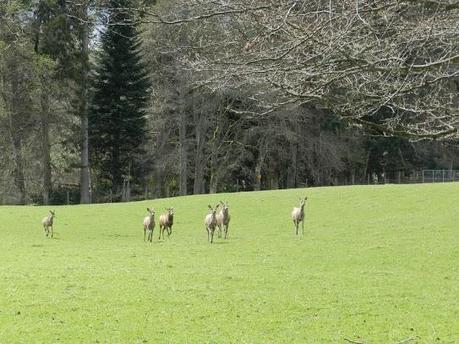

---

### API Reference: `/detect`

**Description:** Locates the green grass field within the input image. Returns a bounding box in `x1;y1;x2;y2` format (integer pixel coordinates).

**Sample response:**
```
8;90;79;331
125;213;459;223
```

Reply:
0;183;458;343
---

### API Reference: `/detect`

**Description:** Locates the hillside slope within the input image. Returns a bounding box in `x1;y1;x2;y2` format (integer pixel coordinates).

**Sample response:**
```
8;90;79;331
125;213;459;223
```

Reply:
0;183;458;343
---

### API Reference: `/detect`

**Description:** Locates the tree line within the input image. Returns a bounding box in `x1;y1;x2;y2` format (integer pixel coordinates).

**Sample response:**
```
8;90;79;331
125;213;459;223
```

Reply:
0;0;458;205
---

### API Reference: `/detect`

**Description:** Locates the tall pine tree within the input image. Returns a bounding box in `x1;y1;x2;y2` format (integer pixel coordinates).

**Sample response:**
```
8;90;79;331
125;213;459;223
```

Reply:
89;0;150;199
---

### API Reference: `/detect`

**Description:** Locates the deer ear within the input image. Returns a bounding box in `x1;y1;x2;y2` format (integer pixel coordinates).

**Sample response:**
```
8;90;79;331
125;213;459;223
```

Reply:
208;205;212;209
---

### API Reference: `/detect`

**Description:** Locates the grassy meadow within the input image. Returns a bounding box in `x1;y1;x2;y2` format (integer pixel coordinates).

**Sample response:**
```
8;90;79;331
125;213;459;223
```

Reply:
0;183;458;343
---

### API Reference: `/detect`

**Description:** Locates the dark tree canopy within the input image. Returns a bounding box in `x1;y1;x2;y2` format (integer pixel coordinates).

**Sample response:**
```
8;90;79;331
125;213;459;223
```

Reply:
89;0;150;196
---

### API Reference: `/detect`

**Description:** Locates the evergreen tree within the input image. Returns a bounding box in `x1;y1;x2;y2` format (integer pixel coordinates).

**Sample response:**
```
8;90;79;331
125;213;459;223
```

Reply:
89;0;150;199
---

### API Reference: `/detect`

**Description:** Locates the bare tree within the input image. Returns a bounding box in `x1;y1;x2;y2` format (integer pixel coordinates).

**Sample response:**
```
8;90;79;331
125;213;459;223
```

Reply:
151;0;459;141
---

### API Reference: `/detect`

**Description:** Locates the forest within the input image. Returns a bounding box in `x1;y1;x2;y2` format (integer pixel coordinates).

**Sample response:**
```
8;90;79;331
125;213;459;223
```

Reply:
0;0;458;205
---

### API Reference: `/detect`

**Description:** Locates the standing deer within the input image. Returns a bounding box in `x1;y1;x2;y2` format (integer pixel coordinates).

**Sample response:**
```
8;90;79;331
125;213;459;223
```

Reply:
205;204;219;243
216;201;231;239
143;207;155;242
291;197;307;235
42;210;56;238
159;207;174;240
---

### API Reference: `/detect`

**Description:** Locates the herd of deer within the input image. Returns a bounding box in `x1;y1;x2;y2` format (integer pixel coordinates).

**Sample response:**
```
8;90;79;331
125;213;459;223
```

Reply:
41;197;308;243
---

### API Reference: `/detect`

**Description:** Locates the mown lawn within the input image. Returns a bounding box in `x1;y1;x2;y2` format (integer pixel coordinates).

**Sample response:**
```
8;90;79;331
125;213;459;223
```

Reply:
0;183;458;343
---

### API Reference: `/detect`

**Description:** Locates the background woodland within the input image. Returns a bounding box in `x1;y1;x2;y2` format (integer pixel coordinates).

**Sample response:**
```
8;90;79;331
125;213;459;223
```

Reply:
0;0;458;204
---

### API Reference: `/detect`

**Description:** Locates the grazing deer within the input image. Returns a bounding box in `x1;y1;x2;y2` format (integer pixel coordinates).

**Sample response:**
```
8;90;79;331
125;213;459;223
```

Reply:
42;210;56;238
143;207;155;242
159;208;174;240
205;204;220;244
216;201;231;239
291;197;307;235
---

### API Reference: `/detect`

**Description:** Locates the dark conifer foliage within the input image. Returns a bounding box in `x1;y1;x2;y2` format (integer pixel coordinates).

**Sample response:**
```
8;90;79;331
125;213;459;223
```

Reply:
89;0;150;197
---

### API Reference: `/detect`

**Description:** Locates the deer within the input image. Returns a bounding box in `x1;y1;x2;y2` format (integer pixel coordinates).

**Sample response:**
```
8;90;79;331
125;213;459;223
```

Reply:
291;197;307;235
42;210;56;238
143;207;155;242
159;207;174;240
204;204;219;244
216;201;231;239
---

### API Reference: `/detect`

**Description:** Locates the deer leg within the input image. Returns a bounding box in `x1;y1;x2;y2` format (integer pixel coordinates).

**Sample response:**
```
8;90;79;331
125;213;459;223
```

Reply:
50;225;53;238
224;224;229;239
302;219;304;235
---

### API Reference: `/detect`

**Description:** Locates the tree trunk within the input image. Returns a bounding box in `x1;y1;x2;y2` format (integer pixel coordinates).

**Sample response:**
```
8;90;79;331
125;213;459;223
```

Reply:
8;114;25;205
254;141;266;191
287;142;298;188
254;159;263;191
155;164;163;198
111;145;122;197
153;124;170;199
79;11;91;204
271;173;279;190
362;149;371;183
209;149;218;194
40;88;51;205
193;112;206;194
179;108;188;196
6;69;26;204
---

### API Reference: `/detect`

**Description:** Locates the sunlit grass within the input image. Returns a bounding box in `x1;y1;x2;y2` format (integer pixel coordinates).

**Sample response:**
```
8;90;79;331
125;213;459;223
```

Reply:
0;183;458;343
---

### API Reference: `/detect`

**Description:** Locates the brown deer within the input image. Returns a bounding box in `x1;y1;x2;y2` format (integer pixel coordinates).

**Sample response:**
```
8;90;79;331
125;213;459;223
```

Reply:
216;201;231;239
205;204;219;243
159;208;174;240
143;207;155;242
42;210;56;238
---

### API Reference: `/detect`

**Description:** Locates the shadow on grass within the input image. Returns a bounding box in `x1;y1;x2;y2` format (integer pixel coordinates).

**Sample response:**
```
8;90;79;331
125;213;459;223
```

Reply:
211;241;231;245
107;234;132;238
